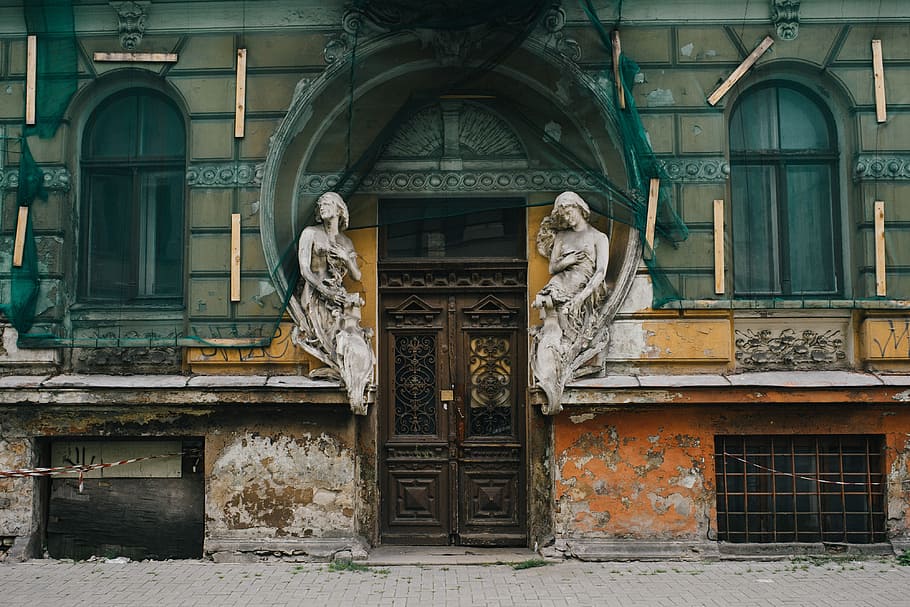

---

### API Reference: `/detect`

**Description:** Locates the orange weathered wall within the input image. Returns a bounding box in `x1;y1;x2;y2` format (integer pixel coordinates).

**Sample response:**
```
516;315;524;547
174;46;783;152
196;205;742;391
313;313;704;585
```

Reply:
554;405;910;540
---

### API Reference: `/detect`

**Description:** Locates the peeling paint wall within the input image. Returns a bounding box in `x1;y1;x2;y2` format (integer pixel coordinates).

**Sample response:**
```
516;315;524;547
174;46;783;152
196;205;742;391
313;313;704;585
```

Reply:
555;410;712;539
554;405;910;542
207;430;356;540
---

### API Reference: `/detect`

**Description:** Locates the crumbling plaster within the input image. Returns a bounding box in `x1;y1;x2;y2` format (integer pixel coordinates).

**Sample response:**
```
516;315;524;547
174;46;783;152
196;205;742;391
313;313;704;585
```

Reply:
207;431;356;540
554;406;910;542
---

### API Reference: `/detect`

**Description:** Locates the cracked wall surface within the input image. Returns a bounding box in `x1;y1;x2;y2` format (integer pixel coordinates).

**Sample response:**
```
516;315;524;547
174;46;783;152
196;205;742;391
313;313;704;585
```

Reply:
554;406;910;542
207;430;356;540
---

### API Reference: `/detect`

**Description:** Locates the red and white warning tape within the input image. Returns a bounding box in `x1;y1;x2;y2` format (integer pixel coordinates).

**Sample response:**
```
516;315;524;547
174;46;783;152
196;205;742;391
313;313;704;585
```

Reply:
722;452;883;487
0;452;187;493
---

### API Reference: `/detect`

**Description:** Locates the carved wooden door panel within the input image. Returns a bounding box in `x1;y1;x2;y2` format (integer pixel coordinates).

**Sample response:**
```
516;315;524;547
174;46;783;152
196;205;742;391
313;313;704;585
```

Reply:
379;264;527;546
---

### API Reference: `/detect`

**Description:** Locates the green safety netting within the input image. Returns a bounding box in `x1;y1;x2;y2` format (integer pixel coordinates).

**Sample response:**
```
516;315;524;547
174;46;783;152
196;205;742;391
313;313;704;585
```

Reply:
6;0;691;348
2;0;77;335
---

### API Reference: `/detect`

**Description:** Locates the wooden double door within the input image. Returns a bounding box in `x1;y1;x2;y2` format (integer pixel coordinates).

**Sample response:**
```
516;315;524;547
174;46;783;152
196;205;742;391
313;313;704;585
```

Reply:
379;263;527;545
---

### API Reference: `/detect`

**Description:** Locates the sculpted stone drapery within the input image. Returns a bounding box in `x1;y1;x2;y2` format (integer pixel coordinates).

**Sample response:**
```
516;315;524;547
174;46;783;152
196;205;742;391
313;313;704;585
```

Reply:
289;192;375;414
530;191;611;415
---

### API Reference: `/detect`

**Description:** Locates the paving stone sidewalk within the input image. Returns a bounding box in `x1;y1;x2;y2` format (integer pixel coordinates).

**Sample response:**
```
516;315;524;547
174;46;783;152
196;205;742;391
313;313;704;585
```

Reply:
4;557;910;607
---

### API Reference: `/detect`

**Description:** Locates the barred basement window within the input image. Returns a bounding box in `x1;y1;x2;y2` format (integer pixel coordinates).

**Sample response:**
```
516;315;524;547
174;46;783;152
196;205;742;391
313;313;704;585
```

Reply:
80;89;186;301
715;435;886;544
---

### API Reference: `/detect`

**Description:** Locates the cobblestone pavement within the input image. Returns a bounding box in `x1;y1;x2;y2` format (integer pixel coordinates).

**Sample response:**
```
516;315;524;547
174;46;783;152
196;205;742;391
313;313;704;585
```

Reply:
5;557;910;607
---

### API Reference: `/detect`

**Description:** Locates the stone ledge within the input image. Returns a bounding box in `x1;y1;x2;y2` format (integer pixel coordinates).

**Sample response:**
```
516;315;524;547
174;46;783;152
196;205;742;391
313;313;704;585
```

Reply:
558;538;719;561
0;374;349;406
205;536;368;562
717;542;895;559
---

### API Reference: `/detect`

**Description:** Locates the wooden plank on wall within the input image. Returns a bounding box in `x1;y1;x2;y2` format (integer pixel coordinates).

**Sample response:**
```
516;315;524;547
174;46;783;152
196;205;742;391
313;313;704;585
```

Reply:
875;200;886;297
611;30;625;110
707;35;774;106
93;52;178;63
13;206;28;267
230;213;241;302
234;48;247;138
26;35;36;125
645;177;660;251
713;199;725;295
872;39;887;123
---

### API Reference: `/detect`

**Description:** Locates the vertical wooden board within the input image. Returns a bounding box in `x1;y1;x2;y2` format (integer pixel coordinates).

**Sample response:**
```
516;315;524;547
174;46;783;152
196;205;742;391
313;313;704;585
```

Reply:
707;36;774;106
872;39;887;123
26;35;36;125
875;200;886;297
611;30;625;110
13;206;28;267
234;48;247;138
230;213;241;301
645;178;660;251
713;199;725;295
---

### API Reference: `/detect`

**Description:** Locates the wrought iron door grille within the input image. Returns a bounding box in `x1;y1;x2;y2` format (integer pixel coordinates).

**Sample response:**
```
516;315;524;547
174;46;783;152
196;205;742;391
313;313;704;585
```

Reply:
715;435;886;544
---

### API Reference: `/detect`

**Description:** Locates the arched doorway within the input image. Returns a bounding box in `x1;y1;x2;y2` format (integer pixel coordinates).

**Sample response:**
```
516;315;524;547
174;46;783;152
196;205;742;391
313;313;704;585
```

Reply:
259;33;639;546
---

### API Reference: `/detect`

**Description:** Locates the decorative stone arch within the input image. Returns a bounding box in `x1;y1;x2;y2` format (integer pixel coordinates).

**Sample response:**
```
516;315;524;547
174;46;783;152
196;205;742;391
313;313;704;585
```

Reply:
259;32;643;340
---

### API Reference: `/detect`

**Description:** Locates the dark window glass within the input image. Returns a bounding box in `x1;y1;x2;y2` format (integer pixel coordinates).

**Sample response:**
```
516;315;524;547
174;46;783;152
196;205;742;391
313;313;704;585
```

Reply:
81;90;185;301
381;199;525;259
729;84;840;297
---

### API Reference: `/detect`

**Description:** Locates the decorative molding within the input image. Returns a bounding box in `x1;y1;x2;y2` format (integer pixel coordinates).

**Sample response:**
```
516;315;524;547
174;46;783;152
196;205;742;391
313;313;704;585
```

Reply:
186;162;263;188
381;103;525;161
75;346;181;371
532;5;581;62
771;0;801;41
323;8;367;64
0;167;71;191
659;157;730;183
325;3;581;66
734;328;846;370
110;1;150;50
854;155;910;182
379;266;527;291
297;170;600;195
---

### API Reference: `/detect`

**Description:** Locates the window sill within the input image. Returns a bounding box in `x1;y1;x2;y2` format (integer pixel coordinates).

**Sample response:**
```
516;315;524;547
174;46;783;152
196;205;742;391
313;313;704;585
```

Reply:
69;303;185;322
662;298;910;311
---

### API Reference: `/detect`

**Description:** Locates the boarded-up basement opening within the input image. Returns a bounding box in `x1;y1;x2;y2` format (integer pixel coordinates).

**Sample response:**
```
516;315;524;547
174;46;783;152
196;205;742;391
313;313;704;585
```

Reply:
46;438;204;560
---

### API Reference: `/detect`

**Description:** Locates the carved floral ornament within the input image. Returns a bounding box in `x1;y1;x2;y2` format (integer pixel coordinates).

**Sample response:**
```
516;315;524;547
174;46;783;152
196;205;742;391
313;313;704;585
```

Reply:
110;1;150;50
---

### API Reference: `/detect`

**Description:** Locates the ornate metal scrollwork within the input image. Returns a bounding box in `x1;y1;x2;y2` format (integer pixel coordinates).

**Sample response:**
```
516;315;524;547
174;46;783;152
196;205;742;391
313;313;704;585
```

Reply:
394;334;438;435
468;336;512;437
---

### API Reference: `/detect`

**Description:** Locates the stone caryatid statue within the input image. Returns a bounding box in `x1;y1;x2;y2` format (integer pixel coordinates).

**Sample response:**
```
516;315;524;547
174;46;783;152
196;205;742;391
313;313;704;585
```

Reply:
530;191;611;415
289;192;375;414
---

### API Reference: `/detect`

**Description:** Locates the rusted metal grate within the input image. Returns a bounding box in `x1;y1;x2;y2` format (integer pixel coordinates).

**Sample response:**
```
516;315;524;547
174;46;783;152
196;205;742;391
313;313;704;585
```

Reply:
715;435;887;544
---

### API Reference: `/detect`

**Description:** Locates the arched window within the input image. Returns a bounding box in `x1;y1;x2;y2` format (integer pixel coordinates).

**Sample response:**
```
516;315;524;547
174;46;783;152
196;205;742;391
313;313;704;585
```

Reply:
729;83;841;297
80;89;186;301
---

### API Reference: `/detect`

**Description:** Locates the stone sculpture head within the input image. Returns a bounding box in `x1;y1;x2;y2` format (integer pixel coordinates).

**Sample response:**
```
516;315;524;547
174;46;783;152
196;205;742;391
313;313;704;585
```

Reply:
553;191;591;227
315;191;350;230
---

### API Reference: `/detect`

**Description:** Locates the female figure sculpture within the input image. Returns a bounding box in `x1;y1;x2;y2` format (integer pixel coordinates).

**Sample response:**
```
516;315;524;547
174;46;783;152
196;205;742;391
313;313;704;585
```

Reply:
531;191;611;414
290;192;374;414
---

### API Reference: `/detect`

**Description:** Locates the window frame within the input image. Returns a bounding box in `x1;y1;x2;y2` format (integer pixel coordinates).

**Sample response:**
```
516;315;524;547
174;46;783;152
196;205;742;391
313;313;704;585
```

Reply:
728;81;843;299
78;88;187;304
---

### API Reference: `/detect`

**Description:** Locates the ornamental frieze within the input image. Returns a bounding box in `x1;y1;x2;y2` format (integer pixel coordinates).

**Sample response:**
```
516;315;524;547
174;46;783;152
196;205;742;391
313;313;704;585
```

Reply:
854;155;910;182
734;327;847;371
0;167;71;191
186;162;264;188
659;157;730;183
296;170;601;195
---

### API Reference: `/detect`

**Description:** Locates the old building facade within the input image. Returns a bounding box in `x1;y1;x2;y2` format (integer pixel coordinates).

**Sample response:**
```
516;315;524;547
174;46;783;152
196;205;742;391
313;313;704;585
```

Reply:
2;0;910;561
